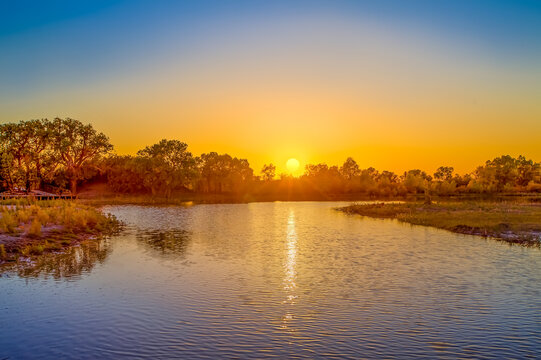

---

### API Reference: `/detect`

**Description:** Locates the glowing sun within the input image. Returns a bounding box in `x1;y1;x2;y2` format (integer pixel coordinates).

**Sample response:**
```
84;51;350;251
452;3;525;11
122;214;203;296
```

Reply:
286;158;300;173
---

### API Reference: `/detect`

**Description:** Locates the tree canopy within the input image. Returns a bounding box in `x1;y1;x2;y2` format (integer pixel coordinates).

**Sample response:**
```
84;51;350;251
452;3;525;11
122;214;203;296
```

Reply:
1;118;540;197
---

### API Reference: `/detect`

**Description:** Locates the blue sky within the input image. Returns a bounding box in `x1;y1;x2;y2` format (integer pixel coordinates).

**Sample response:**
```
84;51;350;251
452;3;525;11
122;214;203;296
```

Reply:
1;1;540;173
1;0;539;89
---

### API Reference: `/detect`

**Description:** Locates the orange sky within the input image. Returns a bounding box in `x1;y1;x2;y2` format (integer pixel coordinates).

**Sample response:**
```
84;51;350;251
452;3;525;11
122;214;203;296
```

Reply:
1;8;540;176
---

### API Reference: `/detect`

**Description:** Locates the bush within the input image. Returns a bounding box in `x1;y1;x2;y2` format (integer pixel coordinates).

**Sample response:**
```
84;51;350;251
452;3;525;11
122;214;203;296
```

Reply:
30;245;44;255
527;182;541;193
36;210;50;225
28;218;42;237
16;209;31;223
0;212;18;233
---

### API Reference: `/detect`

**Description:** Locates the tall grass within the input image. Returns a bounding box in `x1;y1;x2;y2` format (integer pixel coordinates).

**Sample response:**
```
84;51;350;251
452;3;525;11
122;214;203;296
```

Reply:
0;200;121;238
28;218;42;237
0;200;122;260
0;211;18;233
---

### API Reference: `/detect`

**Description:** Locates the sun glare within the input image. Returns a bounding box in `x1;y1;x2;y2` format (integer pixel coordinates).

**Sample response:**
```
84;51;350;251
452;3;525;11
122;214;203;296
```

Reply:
286;158;300;174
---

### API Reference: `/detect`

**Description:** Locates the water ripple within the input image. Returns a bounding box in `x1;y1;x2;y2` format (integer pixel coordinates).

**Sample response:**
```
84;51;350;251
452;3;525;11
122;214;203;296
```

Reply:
0;202;540;359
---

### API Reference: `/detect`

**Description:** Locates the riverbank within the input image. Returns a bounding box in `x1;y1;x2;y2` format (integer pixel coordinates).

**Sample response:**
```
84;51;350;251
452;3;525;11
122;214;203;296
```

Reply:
0;200;122;263
76;181;541;205
78;192;397;206
337;202;541;246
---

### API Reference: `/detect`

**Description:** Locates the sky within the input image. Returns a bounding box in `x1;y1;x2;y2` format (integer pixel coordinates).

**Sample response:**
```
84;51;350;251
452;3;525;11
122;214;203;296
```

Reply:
1;0;540;176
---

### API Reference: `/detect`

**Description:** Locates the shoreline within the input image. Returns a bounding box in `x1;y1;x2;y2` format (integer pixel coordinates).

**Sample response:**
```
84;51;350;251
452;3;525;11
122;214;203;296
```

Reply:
2;197;540;264
0;201;122;264
337;202;541;247
76;191;541;207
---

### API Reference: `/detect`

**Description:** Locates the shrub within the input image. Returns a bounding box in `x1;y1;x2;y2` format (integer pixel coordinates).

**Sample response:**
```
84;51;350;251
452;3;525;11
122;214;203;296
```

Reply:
19;246;31;256
0;212;18;233
28;218;42;237
36;210;50;225
0;244;6;259
16;209;31;223
30;244;44;255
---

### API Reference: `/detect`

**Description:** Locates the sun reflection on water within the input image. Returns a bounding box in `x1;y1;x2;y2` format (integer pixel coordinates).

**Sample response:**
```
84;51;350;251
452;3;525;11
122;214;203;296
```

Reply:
282;209;298;331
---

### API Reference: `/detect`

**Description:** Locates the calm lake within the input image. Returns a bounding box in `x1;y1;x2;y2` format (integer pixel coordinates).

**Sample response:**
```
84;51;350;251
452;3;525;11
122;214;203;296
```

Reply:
1;202;540;359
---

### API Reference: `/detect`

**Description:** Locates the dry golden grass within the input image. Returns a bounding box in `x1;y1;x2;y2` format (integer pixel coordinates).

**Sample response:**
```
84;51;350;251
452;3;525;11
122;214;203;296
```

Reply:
0;200;122;260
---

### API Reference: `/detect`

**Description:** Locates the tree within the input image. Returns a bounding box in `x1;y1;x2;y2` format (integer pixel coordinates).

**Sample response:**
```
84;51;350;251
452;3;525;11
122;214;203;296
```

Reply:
377;171;399;196
261;164;276;181
434;166;454;182
339;157;360;180
197;152;253;193
197;152;229;193
402;169;430;194
105;155;147;194
137;139;197;197
515;155;540;187
227;157;254;192
304;163;329;178
0;119;56;191
50;118;113;194
0;121;32;190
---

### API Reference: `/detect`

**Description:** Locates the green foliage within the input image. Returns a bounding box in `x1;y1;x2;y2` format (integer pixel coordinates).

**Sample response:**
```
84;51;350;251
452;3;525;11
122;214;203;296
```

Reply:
49;118;113;193
138;140;197;197
0;118;112;194
1;117;540;198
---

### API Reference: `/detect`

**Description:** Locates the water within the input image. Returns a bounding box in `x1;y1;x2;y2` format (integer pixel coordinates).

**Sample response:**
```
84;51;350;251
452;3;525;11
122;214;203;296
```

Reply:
1;202;540;359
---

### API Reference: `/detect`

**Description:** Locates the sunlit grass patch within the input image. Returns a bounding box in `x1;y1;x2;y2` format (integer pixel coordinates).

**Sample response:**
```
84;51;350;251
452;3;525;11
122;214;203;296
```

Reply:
338;201;541;246
27;218;43;237
0;200;122;261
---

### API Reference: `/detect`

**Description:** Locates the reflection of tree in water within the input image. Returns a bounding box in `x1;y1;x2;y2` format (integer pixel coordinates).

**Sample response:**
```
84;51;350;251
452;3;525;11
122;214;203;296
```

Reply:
1;239;110;280
136;229;191;256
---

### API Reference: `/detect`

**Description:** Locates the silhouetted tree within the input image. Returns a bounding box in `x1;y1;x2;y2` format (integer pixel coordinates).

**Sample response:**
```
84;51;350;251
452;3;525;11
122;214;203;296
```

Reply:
434;166;454;182
261;164;276;181
339;157;360;180
197;152;253;193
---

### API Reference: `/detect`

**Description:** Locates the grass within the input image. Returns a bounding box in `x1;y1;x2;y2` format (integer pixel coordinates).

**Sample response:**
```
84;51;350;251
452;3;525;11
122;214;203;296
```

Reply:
28;218;42;237
0;200;122;261
338;201;541;246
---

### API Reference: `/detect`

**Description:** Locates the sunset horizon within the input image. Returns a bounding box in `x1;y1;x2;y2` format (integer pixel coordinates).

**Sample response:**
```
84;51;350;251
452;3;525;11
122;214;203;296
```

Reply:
1;2;540;359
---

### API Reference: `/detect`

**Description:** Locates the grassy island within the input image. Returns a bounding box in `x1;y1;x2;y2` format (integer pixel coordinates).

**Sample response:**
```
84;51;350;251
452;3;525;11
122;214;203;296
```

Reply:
0;200;121;263
338;201;541;246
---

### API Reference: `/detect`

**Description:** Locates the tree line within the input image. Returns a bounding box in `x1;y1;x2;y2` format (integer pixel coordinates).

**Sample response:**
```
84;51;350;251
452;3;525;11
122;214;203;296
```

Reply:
1;118;540;197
